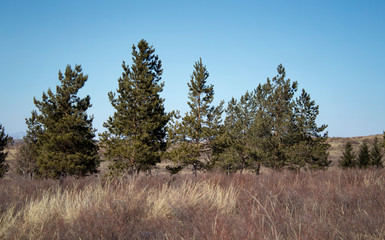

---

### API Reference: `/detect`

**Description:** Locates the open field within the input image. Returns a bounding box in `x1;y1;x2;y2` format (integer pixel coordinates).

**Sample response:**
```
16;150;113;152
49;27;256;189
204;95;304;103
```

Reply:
1;169;385;239
1;135;384;239
4;134;384;176
326;134;383;166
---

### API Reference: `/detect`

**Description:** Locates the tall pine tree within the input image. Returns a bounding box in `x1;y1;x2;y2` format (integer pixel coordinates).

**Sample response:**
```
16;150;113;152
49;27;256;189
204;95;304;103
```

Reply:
100;40;170;176
168;58;223;176
252;65;298;169
285;89;330;170
250;64;329;170
0;124;10;178
33;65;99;178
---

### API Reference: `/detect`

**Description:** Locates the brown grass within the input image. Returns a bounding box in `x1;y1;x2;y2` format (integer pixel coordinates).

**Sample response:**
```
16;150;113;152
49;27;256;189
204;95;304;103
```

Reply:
1;169;385;239
327;134;383;165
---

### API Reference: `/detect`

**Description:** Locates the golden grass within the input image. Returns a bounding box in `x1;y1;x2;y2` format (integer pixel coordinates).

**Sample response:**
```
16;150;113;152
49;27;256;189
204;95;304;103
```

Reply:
146;180;239;219
1;170;385;239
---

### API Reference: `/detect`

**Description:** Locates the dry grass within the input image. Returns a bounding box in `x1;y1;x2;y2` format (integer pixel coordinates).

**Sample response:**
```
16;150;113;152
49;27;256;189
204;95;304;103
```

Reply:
1;169;385;239
6;134;383;174
327;134;383;165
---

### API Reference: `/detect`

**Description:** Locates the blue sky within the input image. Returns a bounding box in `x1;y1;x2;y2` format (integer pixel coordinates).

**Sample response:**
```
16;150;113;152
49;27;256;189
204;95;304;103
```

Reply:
0;0;384;137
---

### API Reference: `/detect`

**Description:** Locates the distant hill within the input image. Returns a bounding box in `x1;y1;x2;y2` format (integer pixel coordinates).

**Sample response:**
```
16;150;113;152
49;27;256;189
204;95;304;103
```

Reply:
327;134;384;166
10;131;25;139
4;134;384;170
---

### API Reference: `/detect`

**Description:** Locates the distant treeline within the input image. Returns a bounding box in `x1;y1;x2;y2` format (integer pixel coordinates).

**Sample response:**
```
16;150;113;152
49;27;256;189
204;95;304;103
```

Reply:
0;39;383;179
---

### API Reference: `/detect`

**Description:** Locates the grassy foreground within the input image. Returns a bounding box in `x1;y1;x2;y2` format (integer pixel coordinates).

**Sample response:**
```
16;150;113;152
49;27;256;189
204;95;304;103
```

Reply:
1;169;384;239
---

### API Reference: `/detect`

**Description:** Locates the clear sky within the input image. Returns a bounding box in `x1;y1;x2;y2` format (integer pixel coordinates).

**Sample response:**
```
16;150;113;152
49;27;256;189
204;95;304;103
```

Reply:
0;0;384;138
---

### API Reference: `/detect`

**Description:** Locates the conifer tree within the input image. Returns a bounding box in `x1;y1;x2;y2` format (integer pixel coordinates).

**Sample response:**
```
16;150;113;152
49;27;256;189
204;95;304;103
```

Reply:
168;58;223;176
286;89;330;170
100;40;170;176
382;131;385;149
249;64;329;170
0;124;10;178
213;92;258;174
16;111;41;178
357;141;370;168
370;137;383;168
33;65;99;178
252;65;298;169
339;141;356;168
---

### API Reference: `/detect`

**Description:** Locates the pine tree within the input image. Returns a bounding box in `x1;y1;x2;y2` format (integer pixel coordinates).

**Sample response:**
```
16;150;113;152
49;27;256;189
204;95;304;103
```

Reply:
213;92;258;174
168;58;223;176
252;65;298;169
339;141;356;168
33;65;99;178
286;89;330;170
250;64;329;170
100;40;170;176
370;137;383;168
16;111;41;179
0;124;10;178
212;98;240;174
382;131;385;148
357;141;370;168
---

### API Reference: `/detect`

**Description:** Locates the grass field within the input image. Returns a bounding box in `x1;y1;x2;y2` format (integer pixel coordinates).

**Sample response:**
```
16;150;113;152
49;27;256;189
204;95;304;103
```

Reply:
1;135;384;239
326;134;383;165
1;169;385;239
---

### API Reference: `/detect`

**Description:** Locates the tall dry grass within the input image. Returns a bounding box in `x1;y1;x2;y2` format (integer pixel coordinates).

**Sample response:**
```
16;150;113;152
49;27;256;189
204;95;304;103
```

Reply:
1;169;385;239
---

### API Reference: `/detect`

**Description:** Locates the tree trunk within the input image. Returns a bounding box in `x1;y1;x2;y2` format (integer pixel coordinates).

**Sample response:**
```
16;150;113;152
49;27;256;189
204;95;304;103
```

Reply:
192;162;197;177
255;163;261;175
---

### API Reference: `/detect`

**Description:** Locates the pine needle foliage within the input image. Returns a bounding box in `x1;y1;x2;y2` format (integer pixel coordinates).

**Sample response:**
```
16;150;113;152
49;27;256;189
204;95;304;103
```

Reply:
0;124;10;178
16;111;41;178
339;141;356;168
100;40;170;176
370;137;383;168
213;93;258;174
33;65;99;178
215;64;330;172
167;58;223;176
357;141;370;168
251;65;330;171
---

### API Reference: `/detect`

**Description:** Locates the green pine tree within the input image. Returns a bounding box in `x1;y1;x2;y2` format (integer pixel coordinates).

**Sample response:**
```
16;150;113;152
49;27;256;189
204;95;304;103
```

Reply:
382;131;385;148
33;65;99;178
250;64;329;170
370;137;383;168
0;124;10;178
16;111;41;179
252;64;298;169
357;141;370;168
213;92;259;174
100;40;170;176
286;89;330;170
168;58;223;176
339;141;356;168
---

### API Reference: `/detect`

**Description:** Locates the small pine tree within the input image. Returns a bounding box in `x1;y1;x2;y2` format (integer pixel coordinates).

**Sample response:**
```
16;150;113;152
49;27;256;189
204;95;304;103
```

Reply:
100;40;170;176
382;131;385;149
0;124;10;178
168;58;223;176
357;141;370;168
339;141;356;168
370;137;383;168
16;111;41;179
33;65;100;178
